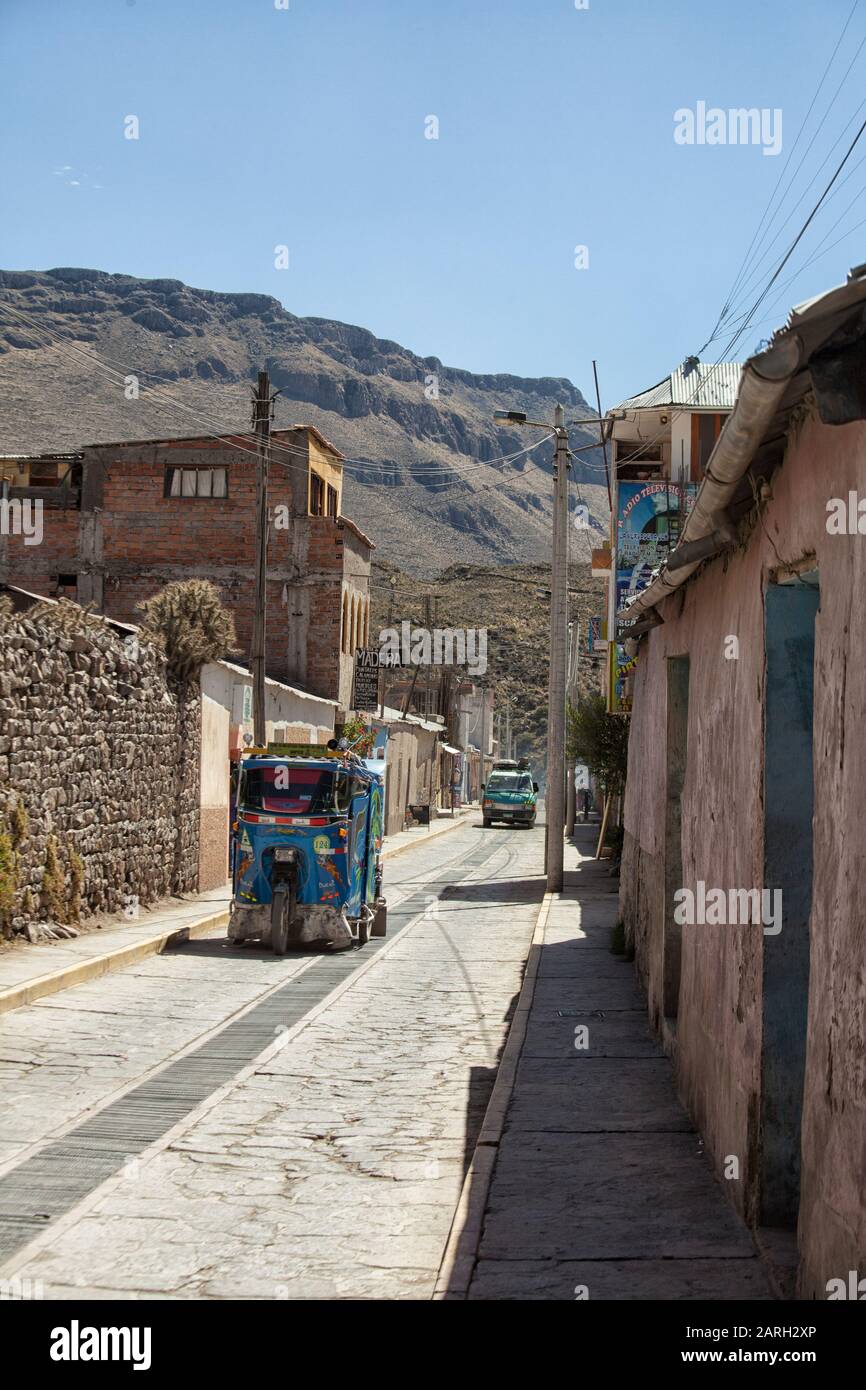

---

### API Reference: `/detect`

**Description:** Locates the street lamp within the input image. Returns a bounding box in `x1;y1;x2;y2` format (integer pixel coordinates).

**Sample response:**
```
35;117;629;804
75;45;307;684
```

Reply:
493;404;570;891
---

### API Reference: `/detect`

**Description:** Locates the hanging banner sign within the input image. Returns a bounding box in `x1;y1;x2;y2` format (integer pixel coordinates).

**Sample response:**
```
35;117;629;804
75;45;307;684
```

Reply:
616;482;697;636
352;649;381;711
608;640;637;715
588;616;606;651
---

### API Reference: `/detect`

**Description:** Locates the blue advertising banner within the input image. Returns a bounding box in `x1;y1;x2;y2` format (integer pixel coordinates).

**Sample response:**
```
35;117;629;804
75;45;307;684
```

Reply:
616;482;697;632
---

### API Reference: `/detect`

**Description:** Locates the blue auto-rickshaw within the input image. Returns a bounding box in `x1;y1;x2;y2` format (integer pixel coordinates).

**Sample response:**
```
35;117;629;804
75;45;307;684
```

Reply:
228;742;387;953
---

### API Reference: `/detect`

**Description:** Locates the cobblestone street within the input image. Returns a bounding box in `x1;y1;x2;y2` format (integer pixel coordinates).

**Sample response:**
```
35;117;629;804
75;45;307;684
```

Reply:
0;819;544;1298
0;816;776;1302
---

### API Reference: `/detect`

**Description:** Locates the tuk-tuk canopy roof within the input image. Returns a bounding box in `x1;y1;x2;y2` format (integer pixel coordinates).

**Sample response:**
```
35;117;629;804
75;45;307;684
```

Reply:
241;750;382;783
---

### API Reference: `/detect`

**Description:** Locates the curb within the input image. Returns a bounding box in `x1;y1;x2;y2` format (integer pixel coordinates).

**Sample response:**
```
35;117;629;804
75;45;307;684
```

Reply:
433;887;554;1300
0;907;230;1017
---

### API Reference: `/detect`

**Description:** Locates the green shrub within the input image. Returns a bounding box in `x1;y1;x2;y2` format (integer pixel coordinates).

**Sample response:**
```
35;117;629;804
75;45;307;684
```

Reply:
67;836;84;922
0;830;17;935
41;836;67;922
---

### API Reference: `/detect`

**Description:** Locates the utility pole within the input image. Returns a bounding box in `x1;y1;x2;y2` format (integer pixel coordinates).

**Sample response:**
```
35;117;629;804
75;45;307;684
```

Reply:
379;573;397;719
545;404;569;891
423;593;433;717
479;688;488;803
250;368;273;748
491;401;573;889
565;619;580;836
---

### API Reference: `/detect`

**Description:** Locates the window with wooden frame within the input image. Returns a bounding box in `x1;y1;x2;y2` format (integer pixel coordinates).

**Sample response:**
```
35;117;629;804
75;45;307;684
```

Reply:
29;460;60;486
690;412;727;480
165;467;228;498
326;484;338;519
310;471;325;516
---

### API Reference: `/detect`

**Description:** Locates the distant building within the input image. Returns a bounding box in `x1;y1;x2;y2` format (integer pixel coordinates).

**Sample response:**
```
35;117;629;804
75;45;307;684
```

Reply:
597;358;743;711
0;426;374;713
0;453;79;487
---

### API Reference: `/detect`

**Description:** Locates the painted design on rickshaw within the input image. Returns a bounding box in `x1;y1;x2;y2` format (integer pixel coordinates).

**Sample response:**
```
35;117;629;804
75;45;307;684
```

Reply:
228;741;387;954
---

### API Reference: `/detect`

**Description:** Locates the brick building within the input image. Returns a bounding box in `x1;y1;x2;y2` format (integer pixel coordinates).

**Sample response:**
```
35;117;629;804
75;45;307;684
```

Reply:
0;426;374;713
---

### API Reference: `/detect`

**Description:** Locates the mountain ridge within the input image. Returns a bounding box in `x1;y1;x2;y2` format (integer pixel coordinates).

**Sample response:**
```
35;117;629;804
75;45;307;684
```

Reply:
0;267;610;574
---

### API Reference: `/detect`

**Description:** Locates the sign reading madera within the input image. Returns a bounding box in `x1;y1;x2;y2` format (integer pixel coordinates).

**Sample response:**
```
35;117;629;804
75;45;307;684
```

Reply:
353;648;381;711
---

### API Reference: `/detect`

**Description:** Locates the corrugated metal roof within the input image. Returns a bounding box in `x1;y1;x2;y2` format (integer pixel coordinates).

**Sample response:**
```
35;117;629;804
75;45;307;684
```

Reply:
614;359;743;413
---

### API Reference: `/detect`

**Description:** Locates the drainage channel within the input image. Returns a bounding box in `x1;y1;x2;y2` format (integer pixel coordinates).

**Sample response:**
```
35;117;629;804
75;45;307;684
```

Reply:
0;829;520;1265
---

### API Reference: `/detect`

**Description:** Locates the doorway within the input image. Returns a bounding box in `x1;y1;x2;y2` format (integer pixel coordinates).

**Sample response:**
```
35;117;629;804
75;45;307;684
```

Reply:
663;656;690;1021
761;574;818;1226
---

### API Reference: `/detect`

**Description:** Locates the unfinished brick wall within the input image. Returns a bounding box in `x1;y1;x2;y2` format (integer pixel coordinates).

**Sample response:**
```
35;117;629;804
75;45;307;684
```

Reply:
285;517;371;710
2;435;372;705
0;503;81;598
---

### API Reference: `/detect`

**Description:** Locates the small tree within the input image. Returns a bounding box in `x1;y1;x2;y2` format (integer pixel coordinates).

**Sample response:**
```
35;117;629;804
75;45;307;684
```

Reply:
138;579;237;682
567;694;630;803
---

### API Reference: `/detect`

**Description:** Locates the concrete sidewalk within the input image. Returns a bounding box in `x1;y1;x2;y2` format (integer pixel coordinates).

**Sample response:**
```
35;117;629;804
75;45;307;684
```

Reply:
0;807;479;1016
0;885;233;1017
444;822;775;1301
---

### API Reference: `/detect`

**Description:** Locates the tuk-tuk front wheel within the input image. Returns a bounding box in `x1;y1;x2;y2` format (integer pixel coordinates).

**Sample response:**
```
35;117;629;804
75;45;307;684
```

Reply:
271;881;296;956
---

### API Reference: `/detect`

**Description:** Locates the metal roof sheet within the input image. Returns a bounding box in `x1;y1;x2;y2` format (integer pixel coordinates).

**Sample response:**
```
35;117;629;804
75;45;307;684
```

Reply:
614;359;744;413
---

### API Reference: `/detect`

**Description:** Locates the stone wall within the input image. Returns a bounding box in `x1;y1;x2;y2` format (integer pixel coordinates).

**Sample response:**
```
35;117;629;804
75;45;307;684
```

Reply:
0;601;200;938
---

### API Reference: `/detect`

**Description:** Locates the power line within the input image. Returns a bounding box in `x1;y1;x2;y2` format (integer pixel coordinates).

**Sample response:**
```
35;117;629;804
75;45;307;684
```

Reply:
711;0;863;336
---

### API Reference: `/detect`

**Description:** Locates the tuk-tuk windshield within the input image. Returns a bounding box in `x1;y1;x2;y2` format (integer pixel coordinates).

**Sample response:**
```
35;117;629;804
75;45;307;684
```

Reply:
241;764;342;815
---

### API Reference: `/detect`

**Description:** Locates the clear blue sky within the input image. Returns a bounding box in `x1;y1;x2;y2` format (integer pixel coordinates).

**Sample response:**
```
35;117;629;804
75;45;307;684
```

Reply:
2;0;864;406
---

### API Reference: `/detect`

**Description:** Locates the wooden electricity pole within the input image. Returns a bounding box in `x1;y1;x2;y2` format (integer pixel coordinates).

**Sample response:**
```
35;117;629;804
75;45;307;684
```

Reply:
250;369;273;748
545;404;569;891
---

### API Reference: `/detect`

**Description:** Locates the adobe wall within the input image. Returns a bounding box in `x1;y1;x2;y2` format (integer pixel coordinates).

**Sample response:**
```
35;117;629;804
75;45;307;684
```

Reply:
619;412;866;1292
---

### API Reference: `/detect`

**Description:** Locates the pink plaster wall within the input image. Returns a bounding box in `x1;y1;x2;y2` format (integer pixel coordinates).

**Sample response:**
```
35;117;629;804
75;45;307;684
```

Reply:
619;412;866;1294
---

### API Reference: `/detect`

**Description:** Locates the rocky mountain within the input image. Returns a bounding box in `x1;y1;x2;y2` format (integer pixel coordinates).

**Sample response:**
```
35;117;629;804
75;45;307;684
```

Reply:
0;268;610;574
